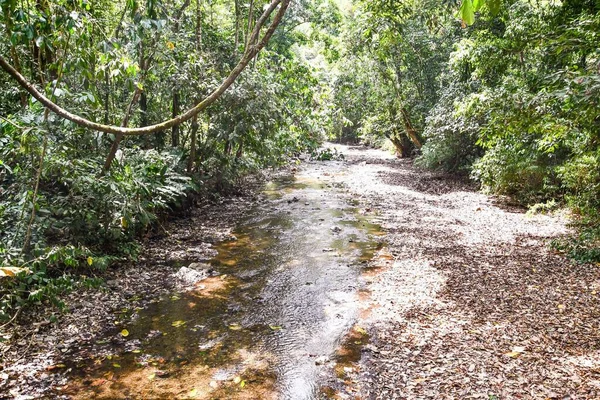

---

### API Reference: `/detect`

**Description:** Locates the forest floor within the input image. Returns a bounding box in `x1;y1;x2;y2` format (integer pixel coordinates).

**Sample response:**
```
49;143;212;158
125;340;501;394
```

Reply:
329;145;600;400
2;144;599;400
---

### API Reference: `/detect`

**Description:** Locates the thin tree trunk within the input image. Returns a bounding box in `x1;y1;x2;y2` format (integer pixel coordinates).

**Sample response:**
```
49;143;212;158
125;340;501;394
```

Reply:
171;92;180;147
245;0;254;50
102;87;143;172
235;140;243;160
234;0;241;52
196;0;202;50
188;114;199;173
400;107;422;149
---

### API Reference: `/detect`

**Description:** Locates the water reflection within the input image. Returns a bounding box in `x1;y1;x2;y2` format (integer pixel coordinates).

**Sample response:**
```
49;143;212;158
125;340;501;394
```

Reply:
60;173;384;400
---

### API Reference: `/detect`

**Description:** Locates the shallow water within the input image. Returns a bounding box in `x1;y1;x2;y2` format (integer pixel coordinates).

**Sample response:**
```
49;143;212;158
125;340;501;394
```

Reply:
60;170;384;399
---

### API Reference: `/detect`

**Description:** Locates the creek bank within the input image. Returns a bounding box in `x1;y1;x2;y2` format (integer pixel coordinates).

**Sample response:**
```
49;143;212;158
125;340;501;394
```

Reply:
0;170;284;399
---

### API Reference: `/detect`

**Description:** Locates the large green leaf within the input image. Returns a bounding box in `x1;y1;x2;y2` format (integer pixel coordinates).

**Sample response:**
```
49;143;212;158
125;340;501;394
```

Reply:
459;0;475;26
487;0;501;15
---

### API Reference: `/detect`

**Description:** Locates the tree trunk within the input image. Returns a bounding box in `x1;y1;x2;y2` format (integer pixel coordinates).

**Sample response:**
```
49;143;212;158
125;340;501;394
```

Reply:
172;91;180;147
188;114;199;173
235;140;244;160
102;88;142;172
245;0;255;50
385;132;412;158
196;0;202;50
234;0;241;52
400;107;422;149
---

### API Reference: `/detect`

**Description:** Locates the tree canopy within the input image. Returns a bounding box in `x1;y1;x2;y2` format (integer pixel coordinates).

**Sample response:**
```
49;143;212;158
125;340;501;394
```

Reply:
1;0;599;320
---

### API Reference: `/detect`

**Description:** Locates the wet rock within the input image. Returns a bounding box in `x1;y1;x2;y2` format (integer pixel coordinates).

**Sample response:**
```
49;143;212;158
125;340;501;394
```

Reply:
315;356;329;366
187;262;211;271
174;267;208;285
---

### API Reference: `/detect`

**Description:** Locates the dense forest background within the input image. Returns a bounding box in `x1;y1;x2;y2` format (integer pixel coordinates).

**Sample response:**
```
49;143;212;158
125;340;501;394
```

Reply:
0;0;598;320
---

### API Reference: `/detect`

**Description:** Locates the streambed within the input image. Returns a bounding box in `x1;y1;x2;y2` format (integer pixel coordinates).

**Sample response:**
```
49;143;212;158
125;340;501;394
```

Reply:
55;165;384;399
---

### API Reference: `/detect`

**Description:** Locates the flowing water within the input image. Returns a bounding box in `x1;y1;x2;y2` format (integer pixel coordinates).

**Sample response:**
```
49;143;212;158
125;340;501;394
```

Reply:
59;167;384;399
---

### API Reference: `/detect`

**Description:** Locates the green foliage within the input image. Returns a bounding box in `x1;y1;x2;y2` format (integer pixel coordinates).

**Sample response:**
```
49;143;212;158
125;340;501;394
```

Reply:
417;83;482;172
310;147;344;161
329;0;599;261
0;0;332;319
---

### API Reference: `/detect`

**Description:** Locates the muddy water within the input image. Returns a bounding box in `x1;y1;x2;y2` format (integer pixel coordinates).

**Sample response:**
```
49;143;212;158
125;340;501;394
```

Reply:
60;171;384;399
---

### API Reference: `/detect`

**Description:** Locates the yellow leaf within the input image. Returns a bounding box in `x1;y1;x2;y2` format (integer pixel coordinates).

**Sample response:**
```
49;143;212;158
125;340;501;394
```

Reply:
166;41;175;50
354;326;367;335
120;216;128;228
557;304;566;310
113;363;121;368
87;256;93;266
171;320;186;327
229;323;242;330
240;380;246;388
120;329;129;337
0;267;28;277
269;325;282;331
504;347;525;358
147;373;156;381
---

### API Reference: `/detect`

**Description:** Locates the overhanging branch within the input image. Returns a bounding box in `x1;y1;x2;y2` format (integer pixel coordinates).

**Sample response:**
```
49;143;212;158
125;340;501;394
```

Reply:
0;0;290;136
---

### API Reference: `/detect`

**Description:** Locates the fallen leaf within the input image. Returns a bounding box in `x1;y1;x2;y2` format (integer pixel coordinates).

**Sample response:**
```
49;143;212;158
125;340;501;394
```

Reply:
229;323;242;330
354;326;367;335
171;320;186;328
120;329;129;337
504;346;526;359
505;351;521;358
147;373;156;381
113;363;121;368
269;325;282;331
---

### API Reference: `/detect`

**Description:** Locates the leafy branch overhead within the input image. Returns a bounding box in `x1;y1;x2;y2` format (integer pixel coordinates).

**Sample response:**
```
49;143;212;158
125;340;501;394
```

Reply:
458;0;501;26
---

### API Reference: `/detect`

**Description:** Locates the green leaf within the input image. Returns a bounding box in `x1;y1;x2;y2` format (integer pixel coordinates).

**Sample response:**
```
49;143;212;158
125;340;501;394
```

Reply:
459;0;475;26
487;0;501;15
472;0;484;12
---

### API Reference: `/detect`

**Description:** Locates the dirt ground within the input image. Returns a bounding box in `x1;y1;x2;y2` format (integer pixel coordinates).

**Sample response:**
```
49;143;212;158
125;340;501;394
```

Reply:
325;145;600;400
2;144;599;400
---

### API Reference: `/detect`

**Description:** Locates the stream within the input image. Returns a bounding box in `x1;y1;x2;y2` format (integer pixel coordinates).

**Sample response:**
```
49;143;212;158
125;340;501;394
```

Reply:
57;164;385;399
